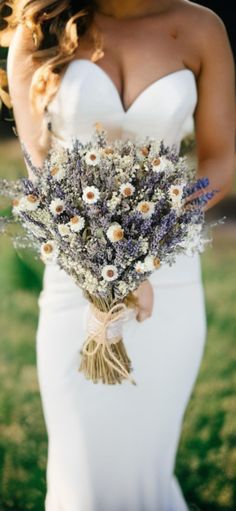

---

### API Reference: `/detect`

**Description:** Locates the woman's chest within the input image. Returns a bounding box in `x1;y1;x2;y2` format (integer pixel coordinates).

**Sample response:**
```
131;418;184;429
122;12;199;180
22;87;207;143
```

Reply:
75;17;198;112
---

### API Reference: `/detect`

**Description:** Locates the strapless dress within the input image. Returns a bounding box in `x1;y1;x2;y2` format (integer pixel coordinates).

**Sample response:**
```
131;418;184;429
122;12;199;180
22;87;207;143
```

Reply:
35;59;206;511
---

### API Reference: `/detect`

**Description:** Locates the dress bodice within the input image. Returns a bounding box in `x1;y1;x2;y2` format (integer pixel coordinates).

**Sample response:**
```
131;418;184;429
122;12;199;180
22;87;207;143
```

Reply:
46;59;198;150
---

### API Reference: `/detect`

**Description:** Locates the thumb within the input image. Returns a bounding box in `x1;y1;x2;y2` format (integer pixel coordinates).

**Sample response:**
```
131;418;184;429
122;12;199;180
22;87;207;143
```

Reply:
136;309;151;322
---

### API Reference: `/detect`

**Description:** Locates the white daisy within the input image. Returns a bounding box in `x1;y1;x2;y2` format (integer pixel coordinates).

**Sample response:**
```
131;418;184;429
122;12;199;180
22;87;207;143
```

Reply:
85;149;100;166
40;240;58;263
137;146;149;160
102;147;114;158
119;182;135;197
82;186;100;204
49;198;65;216
135;261;146;274
12;197;25;215
50;165;66;181
69;215;85;232
58;223;70;237
25;194;40;211
144;254;161;271
101;264;118;282
136;200;155;218
12;195;39;214
169;184;184;208
152;156;175;173
106;222;124;242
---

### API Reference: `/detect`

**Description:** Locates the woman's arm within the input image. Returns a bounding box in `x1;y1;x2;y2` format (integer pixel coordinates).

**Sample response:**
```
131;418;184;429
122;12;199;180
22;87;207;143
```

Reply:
193;11;235;209
136;11;235;321
7;24;50;173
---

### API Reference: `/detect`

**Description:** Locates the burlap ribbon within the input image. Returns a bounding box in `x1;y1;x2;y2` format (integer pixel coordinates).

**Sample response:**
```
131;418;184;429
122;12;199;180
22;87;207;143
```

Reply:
82;302;136;385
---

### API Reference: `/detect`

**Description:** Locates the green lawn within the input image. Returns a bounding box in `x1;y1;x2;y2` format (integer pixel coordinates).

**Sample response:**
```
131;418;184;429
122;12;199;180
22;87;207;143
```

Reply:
177;231;236;511
0;140;236;511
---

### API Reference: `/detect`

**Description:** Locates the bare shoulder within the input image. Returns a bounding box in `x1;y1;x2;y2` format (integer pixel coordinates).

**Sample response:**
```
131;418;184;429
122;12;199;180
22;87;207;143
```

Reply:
172;0;234;75
176;1;225;25
7;23;36;84
7;24;49;167
176;1;230;46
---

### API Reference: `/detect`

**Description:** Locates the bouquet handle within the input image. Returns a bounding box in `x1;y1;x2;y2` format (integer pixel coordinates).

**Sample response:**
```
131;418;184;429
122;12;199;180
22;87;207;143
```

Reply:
79;300;137;385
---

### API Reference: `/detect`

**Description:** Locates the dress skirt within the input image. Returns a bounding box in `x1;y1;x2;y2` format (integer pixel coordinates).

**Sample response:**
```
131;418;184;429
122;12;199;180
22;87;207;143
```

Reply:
36;253;206;511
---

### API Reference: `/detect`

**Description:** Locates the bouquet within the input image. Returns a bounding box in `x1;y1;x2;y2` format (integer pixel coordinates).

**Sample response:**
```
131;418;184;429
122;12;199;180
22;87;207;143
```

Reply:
0;128;215;385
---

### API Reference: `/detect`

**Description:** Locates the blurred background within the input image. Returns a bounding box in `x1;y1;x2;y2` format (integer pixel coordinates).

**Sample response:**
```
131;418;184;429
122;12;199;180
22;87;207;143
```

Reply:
0;1;235;510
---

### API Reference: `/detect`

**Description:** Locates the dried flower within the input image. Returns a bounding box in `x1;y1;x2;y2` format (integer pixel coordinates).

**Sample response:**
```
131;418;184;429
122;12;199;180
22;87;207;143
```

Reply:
136;201;155;218
69;215;85;232
12;195;40;214
1;129;214;304
135;261;146;274
40;240;58;262
169;184;184;209
49;198;65;216
58;224;70;237
82;186;100;204
85;149;101;166
50;165;66;180
144;254;161;271
0;128;216;386
152;155;174;173
101;265;118;281
106;223;124;242
120;182;135;197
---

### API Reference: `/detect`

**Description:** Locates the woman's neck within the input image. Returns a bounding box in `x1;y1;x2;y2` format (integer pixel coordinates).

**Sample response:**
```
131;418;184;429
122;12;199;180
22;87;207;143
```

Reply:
95;0;174;19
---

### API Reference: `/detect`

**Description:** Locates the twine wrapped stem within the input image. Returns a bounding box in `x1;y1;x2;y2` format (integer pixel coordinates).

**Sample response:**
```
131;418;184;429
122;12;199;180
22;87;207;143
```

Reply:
78;292;138;385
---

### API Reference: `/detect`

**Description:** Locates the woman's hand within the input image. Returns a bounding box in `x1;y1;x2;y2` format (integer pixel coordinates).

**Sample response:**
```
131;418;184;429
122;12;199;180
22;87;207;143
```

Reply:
132;279;154;322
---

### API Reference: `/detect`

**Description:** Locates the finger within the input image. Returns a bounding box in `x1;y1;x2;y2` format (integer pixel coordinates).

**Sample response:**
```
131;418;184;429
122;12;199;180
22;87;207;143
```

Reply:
183;203;198;211
184;188;216;206
184;189;208;204
136;310;152;322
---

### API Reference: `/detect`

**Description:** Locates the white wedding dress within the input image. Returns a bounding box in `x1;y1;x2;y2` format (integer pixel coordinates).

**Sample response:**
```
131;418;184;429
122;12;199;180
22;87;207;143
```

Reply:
35;60;206;511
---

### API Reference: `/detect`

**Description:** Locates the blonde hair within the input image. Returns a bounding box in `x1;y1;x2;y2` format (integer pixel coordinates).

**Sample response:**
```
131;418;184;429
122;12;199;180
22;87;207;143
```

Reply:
0;0;102;113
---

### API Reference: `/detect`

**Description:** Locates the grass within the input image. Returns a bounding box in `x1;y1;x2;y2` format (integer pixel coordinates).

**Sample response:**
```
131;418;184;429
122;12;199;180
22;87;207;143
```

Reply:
176;232;236;511
0;140;236;510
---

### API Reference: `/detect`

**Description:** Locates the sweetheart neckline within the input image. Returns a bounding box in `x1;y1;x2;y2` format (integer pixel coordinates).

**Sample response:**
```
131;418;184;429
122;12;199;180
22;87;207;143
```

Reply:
56;59;197;115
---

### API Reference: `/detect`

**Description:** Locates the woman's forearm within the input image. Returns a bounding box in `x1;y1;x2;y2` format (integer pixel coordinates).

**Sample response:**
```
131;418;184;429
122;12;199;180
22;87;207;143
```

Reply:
196;155;235;210
197;155;235;211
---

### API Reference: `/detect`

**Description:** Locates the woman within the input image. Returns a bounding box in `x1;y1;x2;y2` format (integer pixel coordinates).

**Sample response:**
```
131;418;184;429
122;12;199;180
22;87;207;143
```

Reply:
2;0;235;509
